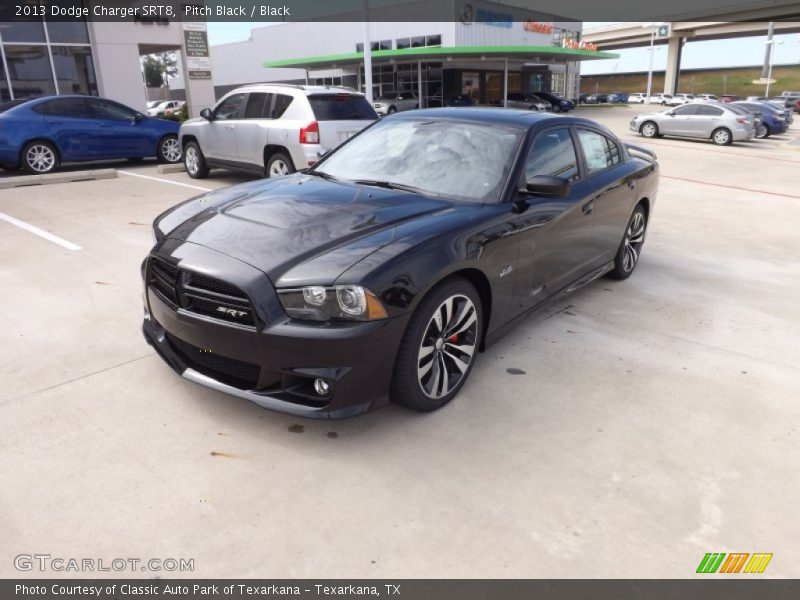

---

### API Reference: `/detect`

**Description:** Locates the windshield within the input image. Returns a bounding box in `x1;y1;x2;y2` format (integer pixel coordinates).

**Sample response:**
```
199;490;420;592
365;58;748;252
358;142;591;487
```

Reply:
313;118;524;202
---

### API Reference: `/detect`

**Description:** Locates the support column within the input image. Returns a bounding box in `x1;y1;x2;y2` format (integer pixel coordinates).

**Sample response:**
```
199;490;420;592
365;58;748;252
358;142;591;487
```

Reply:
503;57;508;108
418;60;423;108
663;36;683;95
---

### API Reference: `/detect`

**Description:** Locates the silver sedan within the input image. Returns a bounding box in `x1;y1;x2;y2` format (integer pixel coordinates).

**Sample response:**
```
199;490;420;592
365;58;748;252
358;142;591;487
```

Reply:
630;102;755;145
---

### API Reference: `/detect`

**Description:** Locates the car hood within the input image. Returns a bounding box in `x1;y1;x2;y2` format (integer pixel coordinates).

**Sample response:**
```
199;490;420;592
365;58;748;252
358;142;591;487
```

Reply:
156;174;465;285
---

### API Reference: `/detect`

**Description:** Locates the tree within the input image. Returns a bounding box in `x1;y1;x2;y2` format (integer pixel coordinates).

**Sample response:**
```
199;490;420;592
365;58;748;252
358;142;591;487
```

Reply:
141;52;178;88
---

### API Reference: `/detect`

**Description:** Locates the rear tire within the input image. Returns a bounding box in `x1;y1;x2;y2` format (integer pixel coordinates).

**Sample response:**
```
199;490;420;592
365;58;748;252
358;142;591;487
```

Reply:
608;205;648;280
183;141;209;179
755;123;769;139
390;277;482;412
711;127;732;145
265;152;295;178
21;141;58;174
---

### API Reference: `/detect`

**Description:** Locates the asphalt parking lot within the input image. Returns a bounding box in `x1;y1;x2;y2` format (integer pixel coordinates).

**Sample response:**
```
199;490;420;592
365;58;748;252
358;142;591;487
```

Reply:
1;105;799;578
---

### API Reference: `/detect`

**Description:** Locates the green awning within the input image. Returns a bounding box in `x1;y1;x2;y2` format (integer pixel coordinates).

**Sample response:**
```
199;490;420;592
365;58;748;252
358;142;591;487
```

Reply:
262;45;618;69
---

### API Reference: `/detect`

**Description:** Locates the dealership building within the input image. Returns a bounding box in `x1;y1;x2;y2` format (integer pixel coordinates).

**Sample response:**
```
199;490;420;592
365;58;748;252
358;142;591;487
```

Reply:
1;4;614;115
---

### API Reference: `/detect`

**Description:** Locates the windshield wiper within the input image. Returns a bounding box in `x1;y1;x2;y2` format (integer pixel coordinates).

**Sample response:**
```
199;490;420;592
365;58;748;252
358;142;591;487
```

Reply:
306;170;339;181
352;179;436;196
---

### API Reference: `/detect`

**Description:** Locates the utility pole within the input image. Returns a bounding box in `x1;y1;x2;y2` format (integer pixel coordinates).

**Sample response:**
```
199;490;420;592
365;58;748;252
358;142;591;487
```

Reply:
362;0;373;104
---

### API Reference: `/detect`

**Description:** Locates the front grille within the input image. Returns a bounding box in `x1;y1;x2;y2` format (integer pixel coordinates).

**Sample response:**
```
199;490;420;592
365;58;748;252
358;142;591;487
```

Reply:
149;257;179;306
166;333;260;390
182;272;255;327
147;257;256;327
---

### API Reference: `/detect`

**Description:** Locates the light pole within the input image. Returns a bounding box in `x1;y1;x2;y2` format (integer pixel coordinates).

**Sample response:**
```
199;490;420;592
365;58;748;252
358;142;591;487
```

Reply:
765;39;783;97
642;22;666;101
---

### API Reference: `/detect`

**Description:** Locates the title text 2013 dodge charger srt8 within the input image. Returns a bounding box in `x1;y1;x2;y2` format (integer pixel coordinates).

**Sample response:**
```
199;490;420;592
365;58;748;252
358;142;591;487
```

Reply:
142;109;659;418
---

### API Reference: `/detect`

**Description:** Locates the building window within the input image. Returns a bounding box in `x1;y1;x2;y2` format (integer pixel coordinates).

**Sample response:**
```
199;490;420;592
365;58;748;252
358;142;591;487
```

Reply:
0;54;9;102
426;34;441;47
379;40;391;50
396;38;410;50
356;43;363;53
1;21;46;43
550;72;566;96
51;46;97;95
46;20;90;44
411;36;425;48
4;45;55;98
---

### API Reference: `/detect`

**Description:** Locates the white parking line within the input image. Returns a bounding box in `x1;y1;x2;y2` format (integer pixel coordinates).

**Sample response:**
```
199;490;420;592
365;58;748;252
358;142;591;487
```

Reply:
0;211;82;251
118;169;213;192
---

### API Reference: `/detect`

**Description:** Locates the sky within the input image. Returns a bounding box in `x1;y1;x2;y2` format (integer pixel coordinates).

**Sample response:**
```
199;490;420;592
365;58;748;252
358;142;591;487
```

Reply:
206;22;800;75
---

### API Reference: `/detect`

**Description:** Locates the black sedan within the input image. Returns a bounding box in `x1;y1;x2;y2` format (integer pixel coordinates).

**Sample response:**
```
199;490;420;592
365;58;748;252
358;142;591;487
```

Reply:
142;109;659;418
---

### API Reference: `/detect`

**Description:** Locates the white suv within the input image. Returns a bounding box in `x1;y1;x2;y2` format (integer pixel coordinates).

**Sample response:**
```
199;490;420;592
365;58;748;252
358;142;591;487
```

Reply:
628;92;647;104
180;84;378;179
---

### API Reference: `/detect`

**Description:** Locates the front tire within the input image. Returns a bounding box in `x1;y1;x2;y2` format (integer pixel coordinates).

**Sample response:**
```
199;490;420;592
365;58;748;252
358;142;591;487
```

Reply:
640;121;659;138
552;104;562;113
391;278;482;412
266;152;295;178
608;205;648;280
157;134;182;163
183;141;209;179
387;106;397;115
712;127;732;145
21;141;58;174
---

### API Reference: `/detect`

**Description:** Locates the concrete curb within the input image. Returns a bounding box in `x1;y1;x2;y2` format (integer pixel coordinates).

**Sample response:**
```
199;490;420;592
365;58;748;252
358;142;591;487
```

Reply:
157;163;185;174
0;168;117;190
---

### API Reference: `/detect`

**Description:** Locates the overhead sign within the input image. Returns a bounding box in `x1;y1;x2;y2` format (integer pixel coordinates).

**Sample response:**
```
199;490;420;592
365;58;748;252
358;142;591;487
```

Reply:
656;24;671;38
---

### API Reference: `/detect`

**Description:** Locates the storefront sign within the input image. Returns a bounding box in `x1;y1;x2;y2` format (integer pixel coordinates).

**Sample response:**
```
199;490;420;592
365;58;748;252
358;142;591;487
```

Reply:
562;39;599;52
523;20;552;34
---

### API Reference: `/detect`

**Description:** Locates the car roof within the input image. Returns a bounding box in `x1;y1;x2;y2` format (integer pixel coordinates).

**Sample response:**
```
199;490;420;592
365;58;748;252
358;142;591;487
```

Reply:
391;107;615;133
234;83;364;97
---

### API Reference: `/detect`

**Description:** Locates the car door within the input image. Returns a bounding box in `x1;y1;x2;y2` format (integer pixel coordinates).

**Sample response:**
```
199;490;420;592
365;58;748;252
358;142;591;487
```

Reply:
86;98;150;158
692;104;724;137
663;103;701;135
205;93;246;162
37;97;96;161
514;125;596;307
574;128;639;265
235;91;272;168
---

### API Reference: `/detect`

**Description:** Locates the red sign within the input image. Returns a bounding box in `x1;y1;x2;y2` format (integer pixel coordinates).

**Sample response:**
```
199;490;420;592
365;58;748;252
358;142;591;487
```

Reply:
523;20;552;34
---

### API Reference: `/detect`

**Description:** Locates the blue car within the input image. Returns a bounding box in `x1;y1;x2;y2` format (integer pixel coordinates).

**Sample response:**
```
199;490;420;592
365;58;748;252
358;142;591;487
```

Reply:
733;101;788;138
0;95;182;174
531;91;575;113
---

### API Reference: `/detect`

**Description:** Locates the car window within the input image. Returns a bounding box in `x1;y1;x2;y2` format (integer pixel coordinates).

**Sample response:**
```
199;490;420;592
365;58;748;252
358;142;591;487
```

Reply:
525;128;579;181
577;129;618;174
697;105;723;116
244;92;272;119
34;97;90;118
673;104;700;115
214;93;245;120
725;104;749;115
308;94;376;121
271;94;293;119
88;98;136;120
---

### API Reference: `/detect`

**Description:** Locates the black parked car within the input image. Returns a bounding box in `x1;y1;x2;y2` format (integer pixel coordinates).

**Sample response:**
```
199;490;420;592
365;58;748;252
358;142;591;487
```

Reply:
533;91;575;112
143;109;659;418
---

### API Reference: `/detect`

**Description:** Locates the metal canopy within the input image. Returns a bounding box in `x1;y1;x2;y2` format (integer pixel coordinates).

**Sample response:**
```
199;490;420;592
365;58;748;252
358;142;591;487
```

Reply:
261;45;618;69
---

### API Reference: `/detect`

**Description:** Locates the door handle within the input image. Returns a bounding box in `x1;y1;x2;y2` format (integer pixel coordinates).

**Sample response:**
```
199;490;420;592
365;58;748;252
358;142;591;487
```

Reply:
627;179;636;189
582;200;594;215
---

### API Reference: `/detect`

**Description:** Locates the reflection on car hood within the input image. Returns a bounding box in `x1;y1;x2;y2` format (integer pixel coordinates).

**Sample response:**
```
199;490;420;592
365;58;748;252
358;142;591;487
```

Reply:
158;174;462;284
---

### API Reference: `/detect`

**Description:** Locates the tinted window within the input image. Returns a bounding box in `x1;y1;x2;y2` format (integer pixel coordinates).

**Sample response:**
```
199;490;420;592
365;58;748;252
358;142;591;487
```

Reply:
35;97;89;118
308;94;376;121
88;98;136;120
46;21;90;44
525;128;579;181
396;38;410;50
0;99;28;113
272;94;293;119
244;92;272;118
51;46;97;95
214;93;245;120
379;92;398;100
673;104;700;115
4;45;56;97
698;105;723;116
577;129;617;174
426;34;442;46
411;36;425;48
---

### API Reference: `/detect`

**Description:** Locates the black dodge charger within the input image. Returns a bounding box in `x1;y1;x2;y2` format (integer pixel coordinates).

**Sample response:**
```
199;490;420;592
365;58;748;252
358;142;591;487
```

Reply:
142;108;659;418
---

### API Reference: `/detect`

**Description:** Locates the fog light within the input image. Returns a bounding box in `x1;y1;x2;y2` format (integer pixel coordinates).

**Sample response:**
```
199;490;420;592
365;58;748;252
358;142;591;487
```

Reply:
314;378;331;396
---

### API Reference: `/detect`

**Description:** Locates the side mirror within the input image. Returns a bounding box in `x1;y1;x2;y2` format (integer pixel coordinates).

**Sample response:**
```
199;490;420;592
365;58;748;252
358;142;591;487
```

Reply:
523;175;571;198
200;108;213;120
133;113;144;123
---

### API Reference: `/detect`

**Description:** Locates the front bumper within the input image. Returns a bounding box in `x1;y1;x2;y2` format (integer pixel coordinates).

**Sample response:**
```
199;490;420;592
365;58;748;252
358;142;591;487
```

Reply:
142;241;410;419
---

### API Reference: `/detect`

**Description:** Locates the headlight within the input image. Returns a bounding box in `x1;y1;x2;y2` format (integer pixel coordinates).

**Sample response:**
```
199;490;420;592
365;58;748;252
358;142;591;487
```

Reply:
278;285;388;321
